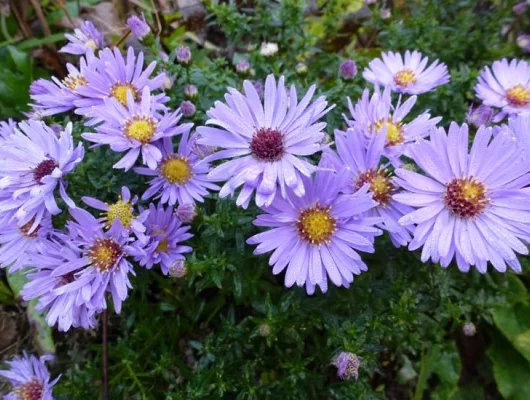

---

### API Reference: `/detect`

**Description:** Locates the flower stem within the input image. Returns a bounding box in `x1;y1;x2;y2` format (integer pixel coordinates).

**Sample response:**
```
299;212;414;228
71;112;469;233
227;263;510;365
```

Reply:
102;308;109;400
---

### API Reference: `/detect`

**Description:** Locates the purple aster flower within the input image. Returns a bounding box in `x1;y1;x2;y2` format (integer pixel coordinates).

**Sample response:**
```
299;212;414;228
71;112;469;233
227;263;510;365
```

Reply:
364;50;450;94
236;60;250;74
46;208;144;314
176;46;192;64
176;204;197;223
0;214;53;273
189;133;216;159
0;352;59;400
346;86;441;158
339;59;357;80
21;238;98;331
247;168;382;294
135;203;192;275
513;1;527;14
82;186;149;241
333;352;360;380
323;129;413;247
393;123;530;273
74;47;167;121
60;20;104;55
180;100;196;117
135;132;219;205
30;57;91;117
184;84;198;99
168;259;187;278
82;86;191;170
196;75;333;208
475;59;530;119
0;121;84;228
0;118;16;141
466;104;495;128
127;13;151;40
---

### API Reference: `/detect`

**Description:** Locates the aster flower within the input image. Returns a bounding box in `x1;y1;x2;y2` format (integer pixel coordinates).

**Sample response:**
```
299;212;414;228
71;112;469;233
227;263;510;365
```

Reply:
247;168;382;294
135;132;219;206
135;203;192;275
60;20;104;55
197;75;333;208
346;86;441;157
46;208;144;314
74;47;167;120
323;129;413;247
0;214;53;273
21;238;98;331
475;59;530;119
0;352;59;400
127;13;151;40
333;352;360;380
0;121;84;228
394;122;530;273
363;50;450;94
30;57;92;117
0;118;16;141
82;86;191;170
82;186;149;240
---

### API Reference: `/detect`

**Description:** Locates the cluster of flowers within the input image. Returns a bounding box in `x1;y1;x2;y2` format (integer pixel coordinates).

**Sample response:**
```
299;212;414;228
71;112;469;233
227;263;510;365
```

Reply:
2;15;530;393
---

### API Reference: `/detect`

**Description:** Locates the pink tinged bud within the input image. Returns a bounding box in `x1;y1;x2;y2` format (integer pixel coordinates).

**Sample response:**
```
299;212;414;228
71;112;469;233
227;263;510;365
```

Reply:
463;322;476;337
176;46;192;65
513;1;527;14
466;105;495;127
380;8;391;19
184;84;198;99
339;59;358;80
169;260;187;278
176;204;196;223
180;101;196;117
236;60;250;74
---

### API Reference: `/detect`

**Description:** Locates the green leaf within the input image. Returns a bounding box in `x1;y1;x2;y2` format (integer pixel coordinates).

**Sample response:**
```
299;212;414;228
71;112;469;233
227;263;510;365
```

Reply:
492;303;530;363
16;33;67;50
488;330;530;400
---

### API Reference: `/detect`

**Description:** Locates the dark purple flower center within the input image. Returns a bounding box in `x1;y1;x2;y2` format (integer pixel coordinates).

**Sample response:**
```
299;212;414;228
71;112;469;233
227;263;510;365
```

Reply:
33;159;58;184
443;177;488;219
250;128;285;162
88;238;123;272
14;379;43;400
57;272;76;287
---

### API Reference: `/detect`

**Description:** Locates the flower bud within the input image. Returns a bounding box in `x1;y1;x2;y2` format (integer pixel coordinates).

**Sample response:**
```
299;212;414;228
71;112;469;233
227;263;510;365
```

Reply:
339;59;357;80
127;14;151;41
169;260;187;278
176;46;192;65
180;100;196;117
333;352;360;381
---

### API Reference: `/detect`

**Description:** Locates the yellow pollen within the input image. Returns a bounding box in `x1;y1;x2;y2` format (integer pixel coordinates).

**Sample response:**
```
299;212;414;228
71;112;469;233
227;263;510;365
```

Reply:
63;74;87;91
106;200;134;228
160;156;192;184
355;169;394;206
156;237;169;253
88;238;122;272
297;204;336;245
394;69;417;88
444;176;489;219
111;83;139;106
84;39;98;51
374;119;404;146
505;85;530;107
124;116;156;144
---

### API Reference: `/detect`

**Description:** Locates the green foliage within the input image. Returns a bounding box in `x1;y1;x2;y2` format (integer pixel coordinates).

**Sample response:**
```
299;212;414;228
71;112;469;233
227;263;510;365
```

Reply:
1;0;530;399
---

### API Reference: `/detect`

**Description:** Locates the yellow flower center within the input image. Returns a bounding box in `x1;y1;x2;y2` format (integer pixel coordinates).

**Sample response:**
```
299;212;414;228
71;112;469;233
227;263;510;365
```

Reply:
444;176;488;219
62;74;87;91
84;39;98;51
111;82;139;106
88;238;123;272
505;85;530;107
156;237;169;253
393;69;417;88
160;156;192;184
106;200;134;228
355;168;394;206
14;379;43;400
374;119;404;146
124;116;156;144
297;204;336;245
